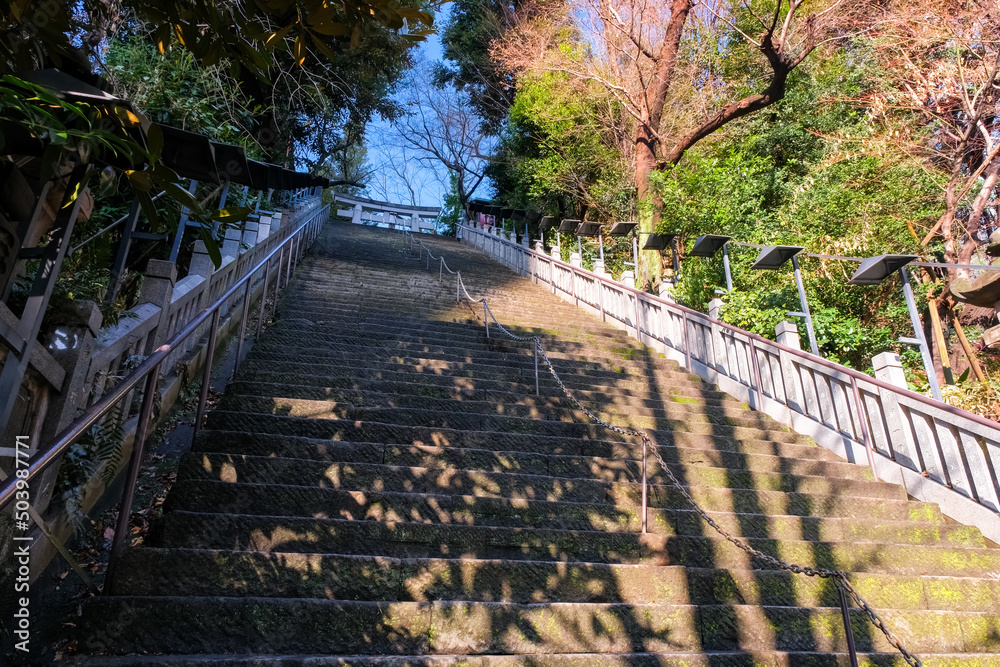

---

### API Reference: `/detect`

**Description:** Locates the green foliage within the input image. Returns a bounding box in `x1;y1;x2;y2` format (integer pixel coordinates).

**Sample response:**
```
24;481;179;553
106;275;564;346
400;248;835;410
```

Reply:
104;39;260;152
488;70;632;220
438;172;462;236
435;0;516;135
1;0;435;80
56;401;127;526
643;50;945;377
717;292;894;369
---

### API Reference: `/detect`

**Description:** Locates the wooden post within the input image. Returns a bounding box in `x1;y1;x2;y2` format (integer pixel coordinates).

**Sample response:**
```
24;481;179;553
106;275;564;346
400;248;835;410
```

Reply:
927;296;955;385
952;309;987;382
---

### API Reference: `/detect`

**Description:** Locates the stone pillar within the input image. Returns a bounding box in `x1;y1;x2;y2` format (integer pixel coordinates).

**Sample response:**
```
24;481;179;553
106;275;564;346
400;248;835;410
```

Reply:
352;204;362;224
620;270;635;288
411;213;420;232
534;240;545;253
141;259;178;350
872;351;919;470
29;300;102;513
570;252;582;268
873;352;906;389
776;321;801;350
707;298;725;373
242;220;259;250
39;300;102;444
592;259;606;276
222;227;242;261
257;215;272;242
189;240;215;278
658;282;674;302
550;247;561;262
776;320;803;412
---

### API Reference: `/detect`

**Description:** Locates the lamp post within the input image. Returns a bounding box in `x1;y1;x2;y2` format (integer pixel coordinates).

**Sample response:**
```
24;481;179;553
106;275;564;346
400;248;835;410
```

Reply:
539;216;556;250
847;254;942;402
608;222;639;279
559;219;580;259
642;233;680;277
576;221;603;269
689;234;734;292
752;245;820;357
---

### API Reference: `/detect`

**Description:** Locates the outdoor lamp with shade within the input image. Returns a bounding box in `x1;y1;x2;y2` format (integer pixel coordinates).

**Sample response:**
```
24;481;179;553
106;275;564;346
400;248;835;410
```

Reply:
751;245;820;357
538;216;556;249
512;209;527;243
608;222;639;277
576;221;603;262
690;234;734;292
642;233;681;279
847;254;941;401
558;219;579;255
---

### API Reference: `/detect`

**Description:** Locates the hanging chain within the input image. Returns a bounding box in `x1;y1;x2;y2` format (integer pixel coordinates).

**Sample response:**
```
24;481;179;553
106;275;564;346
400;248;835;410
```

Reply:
404;230;921;667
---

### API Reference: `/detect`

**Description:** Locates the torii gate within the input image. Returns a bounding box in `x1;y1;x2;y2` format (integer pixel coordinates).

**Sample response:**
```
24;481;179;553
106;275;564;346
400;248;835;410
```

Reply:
333;193;441;233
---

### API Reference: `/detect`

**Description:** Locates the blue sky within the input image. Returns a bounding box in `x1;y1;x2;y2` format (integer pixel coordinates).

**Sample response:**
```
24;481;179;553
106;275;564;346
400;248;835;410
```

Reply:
361;3;493;209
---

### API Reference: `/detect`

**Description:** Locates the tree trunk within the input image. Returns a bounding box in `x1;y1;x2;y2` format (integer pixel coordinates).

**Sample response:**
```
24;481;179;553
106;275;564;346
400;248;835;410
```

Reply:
632;0;693;290
957;161;1000;269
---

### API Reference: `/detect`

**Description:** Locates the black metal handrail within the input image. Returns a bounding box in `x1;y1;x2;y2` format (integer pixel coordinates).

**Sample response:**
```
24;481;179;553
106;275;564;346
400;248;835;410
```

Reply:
0;203;329;592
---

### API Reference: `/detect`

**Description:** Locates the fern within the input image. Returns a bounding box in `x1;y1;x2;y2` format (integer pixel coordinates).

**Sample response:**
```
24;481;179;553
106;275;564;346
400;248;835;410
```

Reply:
96;402;128;486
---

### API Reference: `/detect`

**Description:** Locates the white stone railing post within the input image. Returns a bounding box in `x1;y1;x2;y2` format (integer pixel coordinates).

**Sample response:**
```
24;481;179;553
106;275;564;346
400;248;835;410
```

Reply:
708;298;725;374
775;320;803;412
872;352;921;471
140;259;178;351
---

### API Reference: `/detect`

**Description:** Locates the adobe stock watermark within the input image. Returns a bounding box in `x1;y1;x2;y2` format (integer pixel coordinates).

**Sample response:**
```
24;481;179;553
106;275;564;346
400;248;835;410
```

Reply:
11;435;33;654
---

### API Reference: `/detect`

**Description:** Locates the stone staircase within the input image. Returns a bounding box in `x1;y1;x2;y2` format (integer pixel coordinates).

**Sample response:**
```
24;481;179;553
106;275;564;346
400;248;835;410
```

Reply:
71;220;1000;665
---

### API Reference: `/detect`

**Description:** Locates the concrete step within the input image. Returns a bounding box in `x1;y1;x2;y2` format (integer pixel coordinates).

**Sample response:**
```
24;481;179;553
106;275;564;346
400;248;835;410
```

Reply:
242;341;693;387
234;363;731;403
75;596;1000;655
191;427;937;518
155;512;1000;577
195;422;874;482
113;549;1000;612
177;452;905;507
216;392;844;439
258;326;662;364
164;480;980;548
59;651;1000;666
203;406;808;448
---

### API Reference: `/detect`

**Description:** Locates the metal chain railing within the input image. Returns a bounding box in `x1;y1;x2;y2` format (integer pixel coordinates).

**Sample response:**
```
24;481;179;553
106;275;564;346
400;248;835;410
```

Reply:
403;229;922;667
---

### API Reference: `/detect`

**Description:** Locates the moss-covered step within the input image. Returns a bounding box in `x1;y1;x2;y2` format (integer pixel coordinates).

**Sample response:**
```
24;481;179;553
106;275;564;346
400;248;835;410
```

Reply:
164;479;958;546
216;391;801;433
245;337;688;380
57;651;1000;667
73;596;1000;656
192;426;875;483
112;548;1000;613
252;332;680;372
176;450;904;506
203;407;808;450
154;512;1000;577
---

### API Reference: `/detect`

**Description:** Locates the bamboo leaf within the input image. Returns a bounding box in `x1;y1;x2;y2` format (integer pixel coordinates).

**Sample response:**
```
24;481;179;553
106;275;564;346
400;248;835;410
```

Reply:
209;206;253;222
197;225;223;268
265;23;295;48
